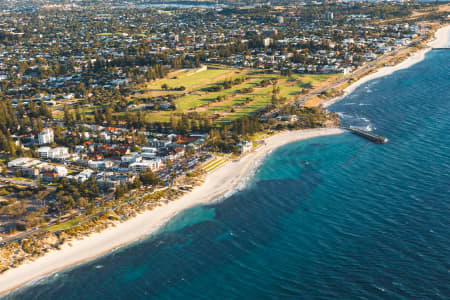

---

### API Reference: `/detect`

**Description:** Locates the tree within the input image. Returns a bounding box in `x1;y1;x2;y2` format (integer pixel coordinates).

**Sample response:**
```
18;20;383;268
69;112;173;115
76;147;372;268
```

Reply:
140;169;157;185
115;185;124;199
63;104;73;126
130;177;142;189
105;107;113;124
39;101;52;119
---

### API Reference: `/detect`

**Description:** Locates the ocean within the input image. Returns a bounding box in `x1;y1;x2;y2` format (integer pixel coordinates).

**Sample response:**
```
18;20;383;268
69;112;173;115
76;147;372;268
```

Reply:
4;49;450;299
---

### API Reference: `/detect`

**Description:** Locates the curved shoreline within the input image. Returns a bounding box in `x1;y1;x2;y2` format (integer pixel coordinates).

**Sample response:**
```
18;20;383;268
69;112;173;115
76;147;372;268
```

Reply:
323;24;450;108
1;23;448;299
0;128;344;296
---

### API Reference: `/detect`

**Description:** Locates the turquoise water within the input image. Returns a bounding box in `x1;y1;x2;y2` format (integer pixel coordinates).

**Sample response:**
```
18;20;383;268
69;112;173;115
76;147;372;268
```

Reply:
4;49;450;299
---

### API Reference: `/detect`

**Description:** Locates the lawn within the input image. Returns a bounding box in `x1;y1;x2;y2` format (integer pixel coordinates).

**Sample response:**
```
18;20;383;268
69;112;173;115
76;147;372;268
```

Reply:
144;67;240;93
144;72;338;124
46;218;80;231
144;75;259;122
202;158;228;172
72;67;338;125
175;78;260;111
214;75;336;124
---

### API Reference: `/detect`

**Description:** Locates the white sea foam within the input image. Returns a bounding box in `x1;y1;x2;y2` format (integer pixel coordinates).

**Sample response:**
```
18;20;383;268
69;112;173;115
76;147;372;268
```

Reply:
28;276;47;286
217;152;269;202
365;125;374;131
336;112;350;119
374;285;387;292
323;25;450;109
0;129;347;296
27;271;61;288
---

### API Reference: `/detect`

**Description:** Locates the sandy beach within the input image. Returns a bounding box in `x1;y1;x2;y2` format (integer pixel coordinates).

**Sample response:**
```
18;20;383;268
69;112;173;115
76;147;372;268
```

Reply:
0;128;344;296
323;24;450;107
1;21;448;299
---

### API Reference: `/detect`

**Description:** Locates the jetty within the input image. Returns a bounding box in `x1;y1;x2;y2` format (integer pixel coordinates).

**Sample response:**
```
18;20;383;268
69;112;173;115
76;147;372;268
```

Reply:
341;127;388;144
431;48;450;50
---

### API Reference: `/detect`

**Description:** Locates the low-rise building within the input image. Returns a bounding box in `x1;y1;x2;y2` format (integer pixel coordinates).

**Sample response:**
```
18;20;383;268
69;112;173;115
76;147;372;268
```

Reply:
7;157;39;169
54;166;68;177
121;154;142;164
129;159;162;172
237;141;252;153
276;115;299;123
7;157;41;177
88;160;115;169
96;172;136;188
37;146;70;160
70;169;95;182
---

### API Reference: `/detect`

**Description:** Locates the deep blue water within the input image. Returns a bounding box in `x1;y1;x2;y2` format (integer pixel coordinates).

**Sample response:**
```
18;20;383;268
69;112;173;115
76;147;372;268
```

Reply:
5;49;450;299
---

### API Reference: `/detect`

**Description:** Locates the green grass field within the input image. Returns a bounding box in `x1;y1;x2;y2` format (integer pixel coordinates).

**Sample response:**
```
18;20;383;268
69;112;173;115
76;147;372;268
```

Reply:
202;158;228;172
46;218;80;231
142;71;337;124
144;67;240;92
69;66;337;125
175;78;260;111
215;74;336;124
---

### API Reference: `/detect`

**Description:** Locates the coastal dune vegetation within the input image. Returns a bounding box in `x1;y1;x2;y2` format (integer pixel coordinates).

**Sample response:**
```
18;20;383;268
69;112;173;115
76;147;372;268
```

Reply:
0;0;448;294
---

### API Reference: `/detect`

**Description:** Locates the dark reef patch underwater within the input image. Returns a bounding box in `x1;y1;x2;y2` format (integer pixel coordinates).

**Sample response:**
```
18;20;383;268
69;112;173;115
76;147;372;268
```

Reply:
5;50;450;300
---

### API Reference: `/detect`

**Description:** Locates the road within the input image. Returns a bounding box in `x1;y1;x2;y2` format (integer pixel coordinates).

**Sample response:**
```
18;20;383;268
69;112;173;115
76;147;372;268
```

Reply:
300;41;417;100
265;34;427;117
0;177;37;188
1;226;41;245
0;34;428;246
0;153;208;245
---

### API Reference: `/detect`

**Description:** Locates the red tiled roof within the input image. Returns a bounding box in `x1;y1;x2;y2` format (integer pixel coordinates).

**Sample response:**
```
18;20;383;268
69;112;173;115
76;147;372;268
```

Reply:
42;172;57;178
175;137;197;144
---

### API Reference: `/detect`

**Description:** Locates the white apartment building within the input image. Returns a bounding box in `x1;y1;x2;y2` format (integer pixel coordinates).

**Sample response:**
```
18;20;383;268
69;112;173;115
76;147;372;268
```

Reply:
37;146;70;160
38;128;55;145
72;169;95;182
88;160;115;169
38;128;54;145
129;159;161;172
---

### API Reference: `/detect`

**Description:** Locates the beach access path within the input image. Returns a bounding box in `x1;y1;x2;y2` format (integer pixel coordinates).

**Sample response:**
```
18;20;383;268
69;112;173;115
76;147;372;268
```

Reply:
0;128;344;296
1;21;449;300
323;24;450;107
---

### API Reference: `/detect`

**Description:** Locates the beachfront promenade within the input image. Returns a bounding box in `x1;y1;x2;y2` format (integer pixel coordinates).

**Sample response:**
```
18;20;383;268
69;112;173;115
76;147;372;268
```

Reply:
0;22;448;298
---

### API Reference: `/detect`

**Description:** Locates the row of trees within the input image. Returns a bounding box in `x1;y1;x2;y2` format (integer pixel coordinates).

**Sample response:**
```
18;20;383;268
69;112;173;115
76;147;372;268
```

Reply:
0;98;54;156
52;177;100;213
114;169;158;199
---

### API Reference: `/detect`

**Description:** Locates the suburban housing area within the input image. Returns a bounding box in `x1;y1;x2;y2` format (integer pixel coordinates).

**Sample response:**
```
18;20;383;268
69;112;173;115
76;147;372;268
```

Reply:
0;0;448;276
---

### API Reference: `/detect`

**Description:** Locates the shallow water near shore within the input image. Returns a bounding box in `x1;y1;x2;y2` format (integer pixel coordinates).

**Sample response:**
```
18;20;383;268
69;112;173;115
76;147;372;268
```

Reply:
4;49;450;299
